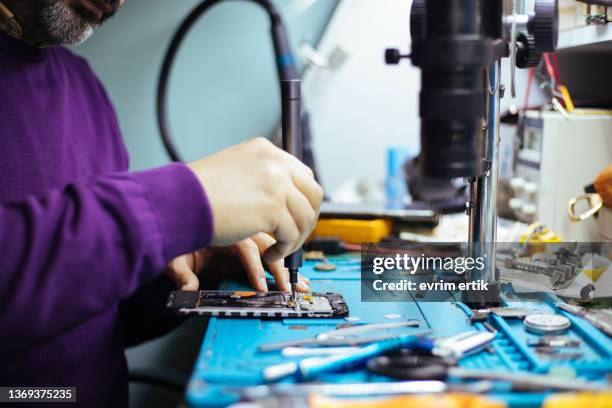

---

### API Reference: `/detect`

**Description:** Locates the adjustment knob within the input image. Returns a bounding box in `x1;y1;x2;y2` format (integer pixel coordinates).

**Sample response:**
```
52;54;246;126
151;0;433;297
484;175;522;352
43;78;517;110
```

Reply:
530;0;559;52
385;48;408;65
410;0;426;45
516;32;541;68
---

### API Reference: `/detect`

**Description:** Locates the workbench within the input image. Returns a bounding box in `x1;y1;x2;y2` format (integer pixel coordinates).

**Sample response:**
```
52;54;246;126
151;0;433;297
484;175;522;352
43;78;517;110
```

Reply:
184;254;612;407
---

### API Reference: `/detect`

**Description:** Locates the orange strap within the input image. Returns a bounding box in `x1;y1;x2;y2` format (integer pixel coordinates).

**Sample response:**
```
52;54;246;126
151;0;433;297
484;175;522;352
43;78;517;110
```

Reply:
594;164;612;208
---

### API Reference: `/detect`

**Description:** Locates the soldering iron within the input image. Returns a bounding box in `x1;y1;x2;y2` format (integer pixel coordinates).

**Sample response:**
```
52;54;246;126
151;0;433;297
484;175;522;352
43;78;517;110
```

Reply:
281;79;303;303
157;0;313;301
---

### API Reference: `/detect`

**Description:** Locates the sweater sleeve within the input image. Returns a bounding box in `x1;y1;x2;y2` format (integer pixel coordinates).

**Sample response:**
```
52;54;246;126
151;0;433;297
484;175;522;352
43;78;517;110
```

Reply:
0;163;213;358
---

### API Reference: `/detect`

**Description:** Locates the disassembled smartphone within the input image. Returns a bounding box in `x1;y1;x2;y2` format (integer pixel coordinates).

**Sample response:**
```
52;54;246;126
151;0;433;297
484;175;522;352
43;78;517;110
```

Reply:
166;290;349;319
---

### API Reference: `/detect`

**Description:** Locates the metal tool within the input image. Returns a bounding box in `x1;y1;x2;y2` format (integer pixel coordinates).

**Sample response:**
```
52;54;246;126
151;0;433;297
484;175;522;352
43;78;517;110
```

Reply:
259;333;423;353
281;346;360;357
527;336;580;348
258;321;421;352
241;380;491;400
568;193;603;222
366;352;604;392
427;330;496;359
243;381;444;400
557;303;612;337
470;307;532;323
318;321;421;339
262;329;492;381
482;322;498;334
281;79;303;304
489;307;533;318
263;331;431;381
448;368;607;392
534;348;583;360
523;313;571;335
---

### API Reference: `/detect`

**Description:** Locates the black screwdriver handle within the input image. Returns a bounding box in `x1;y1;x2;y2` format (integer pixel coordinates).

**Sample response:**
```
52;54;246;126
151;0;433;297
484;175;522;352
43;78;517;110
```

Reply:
281;80;303;273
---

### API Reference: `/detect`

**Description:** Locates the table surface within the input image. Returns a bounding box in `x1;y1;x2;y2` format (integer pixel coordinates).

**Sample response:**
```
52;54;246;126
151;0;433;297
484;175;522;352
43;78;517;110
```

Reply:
184;254;612;407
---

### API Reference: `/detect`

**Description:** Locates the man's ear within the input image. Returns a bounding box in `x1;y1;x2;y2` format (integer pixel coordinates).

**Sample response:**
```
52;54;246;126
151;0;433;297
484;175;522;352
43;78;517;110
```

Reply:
0;1;23;39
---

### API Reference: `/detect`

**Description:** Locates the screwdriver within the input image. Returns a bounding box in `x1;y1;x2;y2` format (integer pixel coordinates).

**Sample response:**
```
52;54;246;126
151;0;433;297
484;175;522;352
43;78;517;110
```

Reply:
281;79;303;304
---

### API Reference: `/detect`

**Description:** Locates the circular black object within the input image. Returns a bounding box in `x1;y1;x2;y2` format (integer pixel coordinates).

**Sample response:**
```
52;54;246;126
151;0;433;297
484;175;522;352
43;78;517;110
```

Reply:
409;0;503;179
385;48;403;65
580;283;595;302
367;355;450;381
531;0;559;52
410;0;426;45
516;32;541;68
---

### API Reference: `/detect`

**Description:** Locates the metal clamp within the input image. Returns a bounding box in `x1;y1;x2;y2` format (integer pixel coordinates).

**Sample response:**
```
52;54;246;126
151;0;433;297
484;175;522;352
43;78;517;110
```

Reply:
568;193;603;222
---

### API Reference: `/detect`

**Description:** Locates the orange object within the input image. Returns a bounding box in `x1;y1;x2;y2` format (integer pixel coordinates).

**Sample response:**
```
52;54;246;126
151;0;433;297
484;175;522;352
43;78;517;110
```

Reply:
230;291;257;298
309;393;505;408
594;164;612;208
311;219;392;244
543;392;612;408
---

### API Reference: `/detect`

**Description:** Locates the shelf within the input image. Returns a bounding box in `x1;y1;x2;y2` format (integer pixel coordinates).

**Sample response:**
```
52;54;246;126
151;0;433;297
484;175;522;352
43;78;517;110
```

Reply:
557;23;612;50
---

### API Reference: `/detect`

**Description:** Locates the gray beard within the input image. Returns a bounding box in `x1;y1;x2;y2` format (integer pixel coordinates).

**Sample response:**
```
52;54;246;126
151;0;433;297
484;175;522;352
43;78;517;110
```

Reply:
38;2;95;45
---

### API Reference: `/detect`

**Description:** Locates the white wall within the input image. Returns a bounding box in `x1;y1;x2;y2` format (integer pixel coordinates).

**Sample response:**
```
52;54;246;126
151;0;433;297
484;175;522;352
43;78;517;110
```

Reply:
75;0;338;169
303;0;420;196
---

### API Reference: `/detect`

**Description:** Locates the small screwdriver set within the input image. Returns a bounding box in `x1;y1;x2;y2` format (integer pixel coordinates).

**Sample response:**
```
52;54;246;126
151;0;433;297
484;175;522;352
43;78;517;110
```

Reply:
185;255;612;407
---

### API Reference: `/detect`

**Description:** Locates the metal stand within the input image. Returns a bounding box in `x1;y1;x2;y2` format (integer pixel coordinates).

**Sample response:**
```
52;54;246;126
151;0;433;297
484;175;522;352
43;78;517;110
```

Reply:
466;61;502;304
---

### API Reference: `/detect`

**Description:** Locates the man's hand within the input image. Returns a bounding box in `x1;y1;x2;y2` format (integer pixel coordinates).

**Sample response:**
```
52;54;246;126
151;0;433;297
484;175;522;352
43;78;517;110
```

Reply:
166;232;311;292
187;137;324;263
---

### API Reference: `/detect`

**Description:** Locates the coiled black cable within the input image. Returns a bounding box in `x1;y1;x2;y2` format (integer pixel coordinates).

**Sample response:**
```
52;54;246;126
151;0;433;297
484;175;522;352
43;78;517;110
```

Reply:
157;0;298;162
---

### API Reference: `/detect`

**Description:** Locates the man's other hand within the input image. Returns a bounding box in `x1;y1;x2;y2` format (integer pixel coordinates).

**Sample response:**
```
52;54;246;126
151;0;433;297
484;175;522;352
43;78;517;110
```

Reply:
165;233;311;292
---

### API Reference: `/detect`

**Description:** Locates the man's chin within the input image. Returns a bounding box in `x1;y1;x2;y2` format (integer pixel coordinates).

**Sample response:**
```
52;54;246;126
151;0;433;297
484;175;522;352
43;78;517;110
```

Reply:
38;2;98;46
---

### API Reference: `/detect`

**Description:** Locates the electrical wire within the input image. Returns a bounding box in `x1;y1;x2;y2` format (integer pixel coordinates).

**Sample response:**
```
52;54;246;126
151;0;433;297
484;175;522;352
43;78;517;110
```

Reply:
157;0;296;162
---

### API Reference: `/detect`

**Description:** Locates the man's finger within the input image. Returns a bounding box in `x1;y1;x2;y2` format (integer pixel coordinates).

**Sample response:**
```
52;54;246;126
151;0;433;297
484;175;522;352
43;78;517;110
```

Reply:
251;233;290;291
251;233;311;292
235;238;268;292
286;187;317;250
297;274;310;292
263;187;316;262
267;257;312;293
267;258;290;292
263;209;300;263
289;169;324;215
249;232;276;252
167;255;200;290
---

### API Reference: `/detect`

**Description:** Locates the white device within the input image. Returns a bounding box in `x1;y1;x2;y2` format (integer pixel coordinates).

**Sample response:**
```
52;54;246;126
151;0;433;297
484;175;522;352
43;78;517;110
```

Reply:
513;110;612;241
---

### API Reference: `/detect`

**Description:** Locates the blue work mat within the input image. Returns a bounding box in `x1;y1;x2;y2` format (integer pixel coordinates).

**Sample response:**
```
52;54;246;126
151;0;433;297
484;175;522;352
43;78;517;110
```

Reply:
185;255;612;407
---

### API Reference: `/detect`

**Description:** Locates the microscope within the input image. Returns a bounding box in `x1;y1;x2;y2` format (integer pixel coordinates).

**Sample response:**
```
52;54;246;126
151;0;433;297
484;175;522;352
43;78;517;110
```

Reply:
386;0;559;304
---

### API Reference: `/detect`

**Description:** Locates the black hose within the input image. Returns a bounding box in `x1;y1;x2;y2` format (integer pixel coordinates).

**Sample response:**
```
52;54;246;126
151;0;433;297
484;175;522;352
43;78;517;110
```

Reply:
157;0;296;162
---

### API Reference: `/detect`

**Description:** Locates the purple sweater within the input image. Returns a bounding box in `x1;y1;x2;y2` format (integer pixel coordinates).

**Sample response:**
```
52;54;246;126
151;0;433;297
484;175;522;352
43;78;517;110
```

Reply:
0;33;214;406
